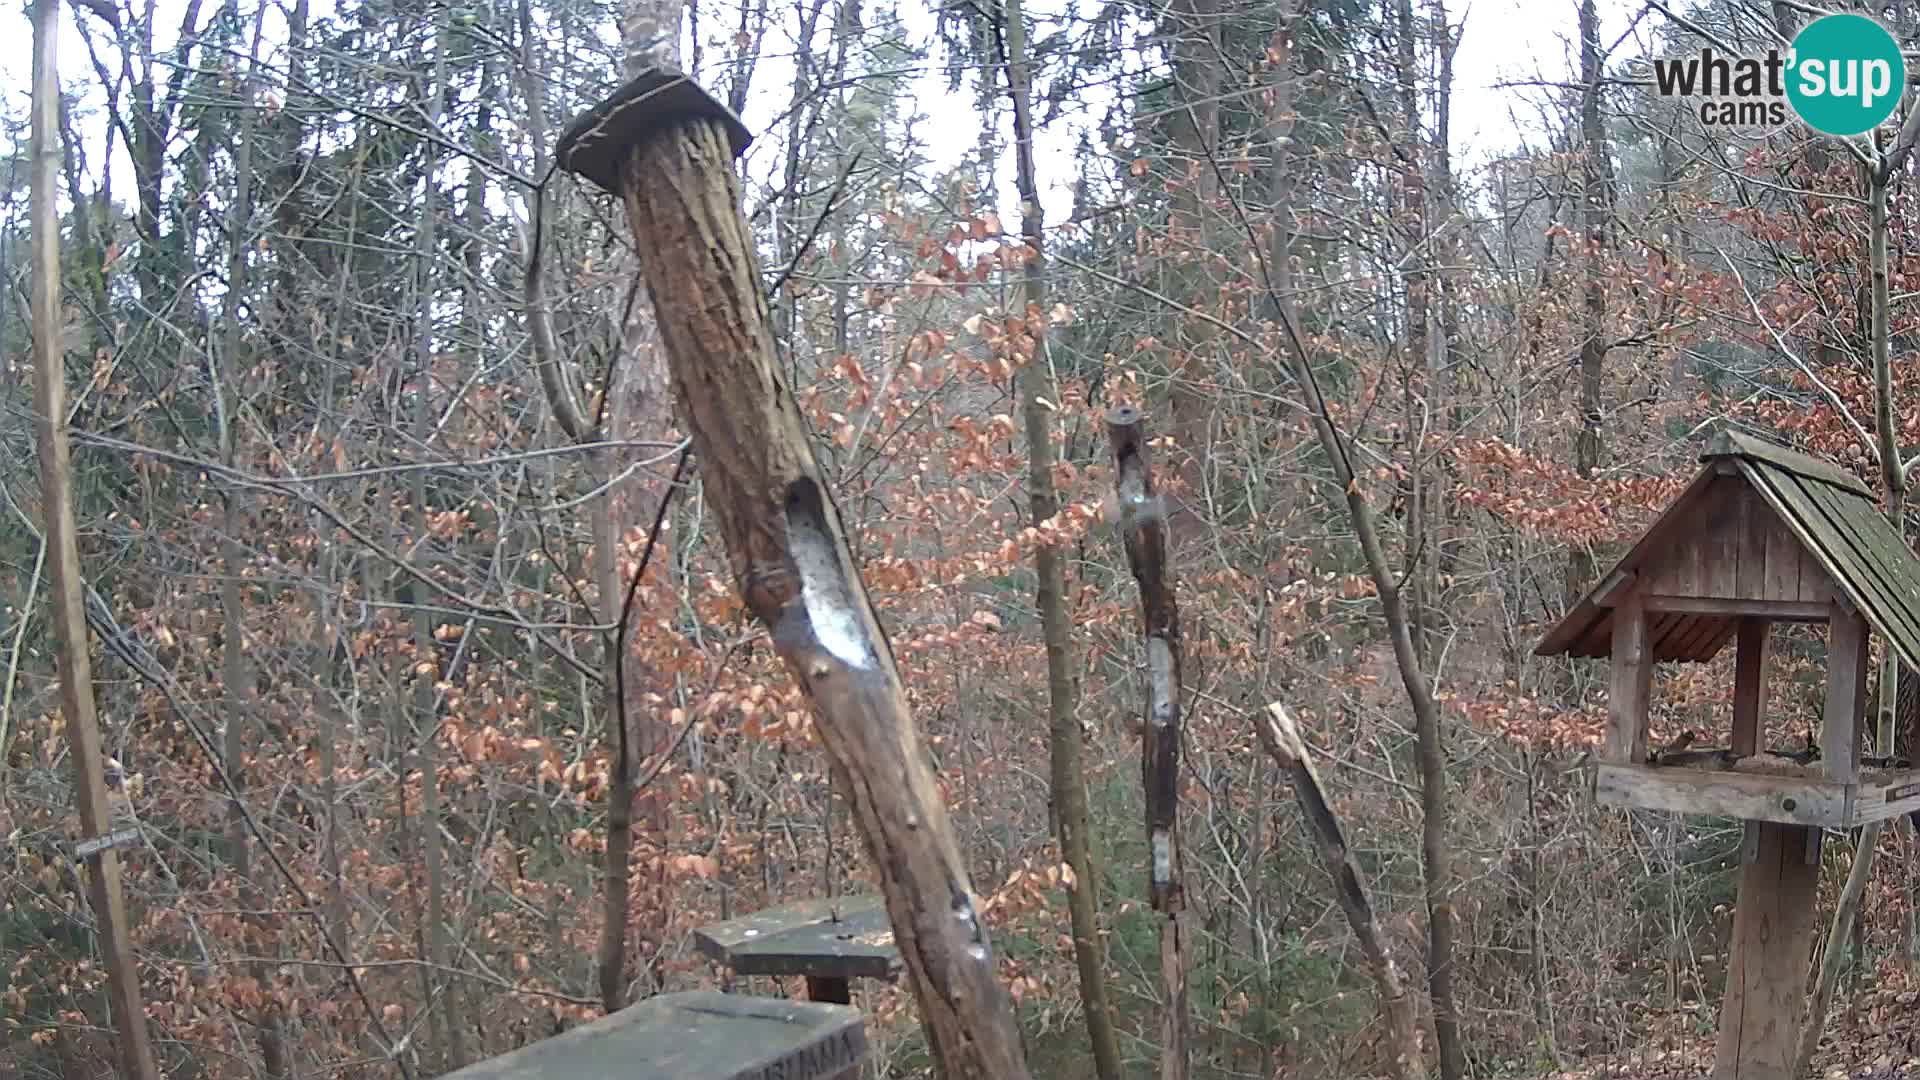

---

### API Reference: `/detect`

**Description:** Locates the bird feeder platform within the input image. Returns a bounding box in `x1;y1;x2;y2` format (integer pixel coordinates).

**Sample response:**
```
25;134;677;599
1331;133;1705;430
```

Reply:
441;990;866;1080
694;895;901;1005
1537;430;1920;1080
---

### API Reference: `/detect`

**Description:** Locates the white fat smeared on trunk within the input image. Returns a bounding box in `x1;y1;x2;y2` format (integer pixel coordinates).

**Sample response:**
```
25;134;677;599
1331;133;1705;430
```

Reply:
1151;829;1172;886
1147;637;1175;727
784;479;876;671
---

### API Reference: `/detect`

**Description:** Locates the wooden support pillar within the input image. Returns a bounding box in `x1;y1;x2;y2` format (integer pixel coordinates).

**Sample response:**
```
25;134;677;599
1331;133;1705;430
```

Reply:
1823;606;1868;785
1609;593;1653;763
1732;618;1769;758
1713;822;1821;1080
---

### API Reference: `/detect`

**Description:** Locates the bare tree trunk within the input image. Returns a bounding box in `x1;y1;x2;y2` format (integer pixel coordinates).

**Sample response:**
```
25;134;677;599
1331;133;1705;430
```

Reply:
996;1;1123;1076
1258;704;1427;1080
1567;0;1615;603
591;100;1035;1078
1108;409;1190;1080
1263;8;1453;1072
28;3;160;1075
1795;159;1906;1078
216;14;287;1070
410;27;466;1070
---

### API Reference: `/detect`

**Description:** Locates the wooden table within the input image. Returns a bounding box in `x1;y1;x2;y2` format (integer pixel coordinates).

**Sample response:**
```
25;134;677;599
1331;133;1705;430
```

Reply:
694;895;901;1004
442;990;866;1079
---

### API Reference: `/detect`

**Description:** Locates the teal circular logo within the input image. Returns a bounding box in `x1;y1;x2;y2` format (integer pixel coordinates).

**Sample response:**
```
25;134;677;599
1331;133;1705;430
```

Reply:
1788;14;1906;136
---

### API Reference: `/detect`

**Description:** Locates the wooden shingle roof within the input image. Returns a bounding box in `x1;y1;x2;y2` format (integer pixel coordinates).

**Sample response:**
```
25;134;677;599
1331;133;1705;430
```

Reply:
1536;431;1920;672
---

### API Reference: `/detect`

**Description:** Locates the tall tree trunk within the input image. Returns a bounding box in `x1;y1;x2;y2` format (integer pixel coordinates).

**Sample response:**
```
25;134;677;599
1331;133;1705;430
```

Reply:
996;3;1125;1076
1265;8;1454;1072
216;13;287;1070
410;27;467;1071
29;3;160;1075
1567;0;1615;603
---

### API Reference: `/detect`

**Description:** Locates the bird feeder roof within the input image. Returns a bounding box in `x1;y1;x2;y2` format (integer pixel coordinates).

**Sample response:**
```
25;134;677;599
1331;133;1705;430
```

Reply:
555;69;751;194
1536;430;1920;672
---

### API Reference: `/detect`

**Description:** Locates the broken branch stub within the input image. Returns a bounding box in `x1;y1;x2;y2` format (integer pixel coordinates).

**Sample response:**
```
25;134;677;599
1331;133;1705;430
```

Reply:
557;72;1031;1080
1257;704;1427;1080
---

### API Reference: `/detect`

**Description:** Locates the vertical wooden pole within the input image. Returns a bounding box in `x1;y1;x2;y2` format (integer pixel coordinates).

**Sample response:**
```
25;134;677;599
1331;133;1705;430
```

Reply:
1107;407;1190;1080
1608;593;1653;763
1823;607;1868;785
28;3;160;1078
1713;823;1820;1080
1732;618;1770;757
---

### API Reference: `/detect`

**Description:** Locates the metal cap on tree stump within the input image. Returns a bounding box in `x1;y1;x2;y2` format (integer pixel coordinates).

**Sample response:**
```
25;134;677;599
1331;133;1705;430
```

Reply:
555;70;752;193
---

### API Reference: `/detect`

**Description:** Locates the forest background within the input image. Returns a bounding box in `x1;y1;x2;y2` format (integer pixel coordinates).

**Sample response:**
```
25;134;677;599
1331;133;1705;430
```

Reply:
4;0;1920;1076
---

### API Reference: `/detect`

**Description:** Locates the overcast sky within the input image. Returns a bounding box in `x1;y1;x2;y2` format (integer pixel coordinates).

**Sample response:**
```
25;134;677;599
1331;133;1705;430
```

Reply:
0;0;1634;230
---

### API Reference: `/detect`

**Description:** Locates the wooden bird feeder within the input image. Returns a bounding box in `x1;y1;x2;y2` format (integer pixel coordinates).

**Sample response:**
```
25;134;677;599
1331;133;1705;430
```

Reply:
694;895;901;1005
1537;430;1920;1080
442;991;866;1080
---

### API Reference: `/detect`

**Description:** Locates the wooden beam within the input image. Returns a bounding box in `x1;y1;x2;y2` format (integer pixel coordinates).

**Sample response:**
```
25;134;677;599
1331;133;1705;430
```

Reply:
1608;593;1654;763
1712;824;1821;1080
1824;606;1868;784
1596;763;1848;827
1643;596;1829;621
1593;568;1637;607
1732;619;1770;758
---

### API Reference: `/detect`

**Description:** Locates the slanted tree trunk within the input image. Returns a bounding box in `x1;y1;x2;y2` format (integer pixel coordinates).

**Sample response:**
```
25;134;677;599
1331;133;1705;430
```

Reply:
1107;408;1189;1080
29;3;160;1075
589;95;1034;1079
993;2;1124;1077
1258;704;1427;1080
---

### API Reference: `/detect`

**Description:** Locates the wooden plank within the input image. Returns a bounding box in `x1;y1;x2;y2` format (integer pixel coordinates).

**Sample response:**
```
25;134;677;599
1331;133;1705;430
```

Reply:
1824;606;1868;785
1710;429;1874;497
1813;482;1920;672
1672;613;1730;660
1711;823;1822;1080
1642;596;1828;620
1609;595;1654;764
693;896;899;982
1734;485;1765;599
1703;480;1741;596
1594;764;1849;827
1647;611;1692;658
444;991;867;1080
1732;619;1770;757
1851;772;1920;824
1538;464;1724;657
1761;498;1806;603
1746;465;1920;656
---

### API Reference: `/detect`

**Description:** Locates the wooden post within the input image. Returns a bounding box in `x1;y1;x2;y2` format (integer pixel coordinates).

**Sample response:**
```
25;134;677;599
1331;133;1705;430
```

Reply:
555;75;1031;1079
1823;606;1868;785
28;3;160;1077
1107;407;1189;1080
1608;593;1653;763
1732;618;1769;758
1713;823;1821;1080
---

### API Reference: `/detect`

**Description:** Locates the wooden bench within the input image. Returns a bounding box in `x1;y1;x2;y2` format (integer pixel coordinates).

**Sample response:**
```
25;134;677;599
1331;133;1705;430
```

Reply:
443;991;866;1080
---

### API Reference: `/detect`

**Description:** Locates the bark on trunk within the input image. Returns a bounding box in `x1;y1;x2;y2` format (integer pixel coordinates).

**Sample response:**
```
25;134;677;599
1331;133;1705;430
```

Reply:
1108;408;1190;1080
29;4;160;1075
998;1;1124;1076
611;113;1033;1079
